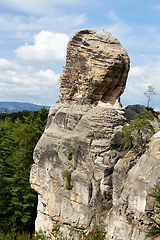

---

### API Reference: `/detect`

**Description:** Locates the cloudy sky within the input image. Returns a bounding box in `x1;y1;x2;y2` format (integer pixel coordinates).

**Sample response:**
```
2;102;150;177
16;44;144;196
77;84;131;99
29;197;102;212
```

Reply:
0;0;160;109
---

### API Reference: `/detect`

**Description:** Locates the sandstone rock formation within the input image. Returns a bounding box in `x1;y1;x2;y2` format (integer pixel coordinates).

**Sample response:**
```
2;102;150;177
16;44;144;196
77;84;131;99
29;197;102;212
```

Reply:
104;131;160;240
30;102;160;239
59;29;130;109
30;103;130;236
30;28;160;240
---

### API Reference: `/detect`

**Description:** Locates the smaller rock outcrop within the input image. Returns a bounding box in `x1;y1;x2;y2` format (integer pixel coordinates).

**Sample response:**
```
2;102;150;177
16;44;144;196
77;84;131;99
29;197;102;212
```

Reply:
104;131;160;240
59;29;130;109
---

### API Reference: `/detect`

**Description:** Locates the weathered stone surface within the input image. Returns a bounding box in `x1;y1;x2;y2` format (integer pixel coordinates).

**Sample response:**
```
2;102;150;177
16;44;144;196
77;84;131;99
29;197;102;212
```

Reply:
104;131;160;239
30;100;160;239
58;29;130;109
30;103;130;236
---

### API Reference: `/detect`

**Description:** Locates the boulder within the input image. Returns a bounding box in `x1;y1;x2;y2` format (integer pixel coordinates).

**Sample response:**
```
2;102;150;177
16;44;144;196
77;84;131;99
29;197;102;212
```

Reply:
59;29;130;109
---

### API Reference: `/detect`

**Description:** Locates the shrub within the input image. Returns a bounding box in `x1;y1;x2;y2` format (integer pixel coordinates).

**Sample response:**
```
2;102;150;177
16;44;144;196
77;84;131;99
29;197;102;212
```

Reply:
64;169;73;190
32;222;105;240
122;109;154;154
67;150;72;160
81;226;106;240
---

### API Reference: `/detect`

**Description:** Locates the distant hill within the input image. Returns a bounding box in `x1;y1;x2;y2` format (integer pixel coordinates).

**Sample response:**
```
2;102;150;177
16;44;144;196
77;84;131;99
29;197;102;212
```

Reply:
0;102;51;113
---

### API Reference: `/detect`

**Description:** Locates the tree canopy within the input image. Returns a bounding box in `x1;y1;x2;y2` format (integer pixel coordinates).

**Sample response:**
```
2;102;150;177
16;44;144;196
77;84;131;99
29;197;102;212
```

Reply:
0;107;49;237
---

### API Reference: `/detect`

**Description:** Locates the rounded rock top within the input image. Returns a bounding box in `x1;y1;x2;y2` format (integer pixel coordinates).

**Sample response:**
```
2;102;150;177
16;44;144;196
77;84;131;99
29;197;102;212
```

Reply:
59;28;130;109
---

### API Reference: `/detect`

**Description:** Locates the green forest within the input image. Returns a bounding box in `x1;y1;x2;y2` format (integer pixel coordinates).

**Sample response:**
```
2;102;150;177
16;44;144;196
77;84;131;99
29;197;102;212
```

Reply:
0;107;49;239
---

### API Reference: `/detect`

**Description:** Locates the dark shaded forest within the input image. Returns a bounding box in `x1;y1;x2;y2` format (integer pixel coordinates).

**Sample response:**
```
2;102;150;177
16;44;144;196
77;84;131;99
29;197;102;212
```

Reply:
0;107;49;239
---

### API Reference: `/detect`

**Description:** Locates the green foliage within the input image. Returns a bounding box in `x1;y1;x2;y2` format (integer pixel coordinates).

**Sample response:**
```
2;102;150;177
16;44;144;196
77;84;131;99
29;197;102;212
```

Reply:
0;107;48;236
50;220;62;239
0;221;106;240
0;230;15;240
32;222;105;240
0;229;31;240
144;85;158;108
32;229;50;240
64;169;73;190
67;150;72;160
32;220;73;240
81;226;106;240
147;185;160;237
122;109;155;153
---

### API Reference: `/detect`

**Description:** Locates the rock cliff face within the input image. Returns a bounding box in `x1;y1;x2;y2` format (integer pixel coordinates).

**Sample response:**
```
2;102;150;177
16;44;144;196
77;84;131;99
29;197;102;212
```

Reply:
30;103;130;236
30;29;160;239
105;132;160;240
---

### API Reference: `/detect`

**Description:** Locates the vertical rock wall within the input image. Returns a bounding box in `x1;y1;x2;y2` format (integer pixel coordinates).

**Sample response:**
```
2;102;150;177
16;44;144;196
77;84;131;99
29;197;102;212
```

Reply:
30;103;129;236
104;132;160;240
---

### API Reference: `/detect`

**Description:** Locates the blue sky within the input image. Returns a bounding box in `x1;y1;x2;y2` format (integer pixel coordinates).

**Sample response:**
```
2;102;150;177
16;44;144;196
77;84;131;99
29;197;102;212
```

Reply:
0;0;160;109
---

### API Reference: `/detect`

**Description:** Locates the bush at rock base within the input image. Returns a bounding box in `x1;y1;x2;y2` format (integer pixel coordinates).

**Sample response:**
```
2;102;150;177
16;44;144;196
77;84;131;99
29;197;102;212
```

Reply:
32;221;105;240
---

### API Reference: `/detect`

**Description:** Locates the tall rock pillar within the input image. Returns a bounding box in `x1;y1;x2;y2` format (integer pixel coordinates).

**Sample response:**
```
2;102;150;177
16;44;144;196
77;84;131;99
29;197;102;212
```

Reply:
30;29;130;238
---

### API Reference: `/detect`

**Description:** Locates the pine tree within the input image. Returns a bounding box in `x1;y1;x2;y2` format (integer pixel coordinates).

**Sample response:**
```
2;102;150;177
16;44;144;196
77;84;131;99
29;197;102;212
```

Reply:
0;108;48;236
144;85;158;108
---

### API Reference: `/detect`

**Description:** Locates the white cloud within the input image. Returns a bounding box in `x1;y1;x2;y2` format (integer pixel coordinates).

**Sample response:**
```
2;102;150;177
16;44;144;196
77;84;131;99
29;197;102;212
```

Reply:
36;69;60;85
122;61;160;108
0;58;35;72
0;13;86;35
15;31;69;63
0;0;88;15
0;58;60;105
